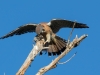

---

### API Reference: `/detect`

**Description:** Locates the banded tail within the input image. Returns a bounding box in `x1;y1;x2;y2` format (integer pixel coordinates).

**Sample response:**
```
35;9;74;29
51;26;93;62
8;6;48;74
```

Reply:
40;35;67;56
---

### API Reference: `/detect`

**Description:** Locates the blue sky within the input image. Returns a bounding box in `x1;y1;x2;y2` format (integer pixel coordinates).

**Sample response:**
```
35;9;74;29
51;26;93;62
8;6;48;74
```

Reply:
0;0;100;75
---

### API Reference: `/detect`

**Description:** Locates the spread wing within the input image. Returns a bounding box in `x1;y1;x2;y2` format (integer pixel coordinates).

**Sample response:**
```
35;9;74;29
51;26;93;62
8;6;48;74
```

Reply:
48;19;89;33
0;24;37;39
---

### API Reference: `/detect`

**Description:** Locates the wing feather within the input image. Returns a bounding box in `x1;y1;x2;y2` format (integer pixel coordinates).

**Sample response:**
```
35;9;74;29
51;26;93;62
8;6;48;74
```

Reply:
0;24;37;39
49;19;89;33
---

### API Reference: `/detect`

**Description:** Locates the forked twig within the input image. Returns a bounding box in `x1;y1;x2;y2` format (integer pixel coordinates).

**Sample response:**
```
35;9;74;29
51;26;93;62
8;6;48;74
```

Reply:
58;21;76;64
67;21;76;44
58;52;77;64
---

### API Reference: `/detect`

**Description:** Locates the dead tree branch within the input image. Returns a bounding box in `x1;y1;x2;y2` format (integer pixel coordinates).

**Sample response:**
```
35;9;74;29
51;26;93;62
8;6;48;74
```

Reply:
58;52;77;64
36;34;88;75
16;40;45;75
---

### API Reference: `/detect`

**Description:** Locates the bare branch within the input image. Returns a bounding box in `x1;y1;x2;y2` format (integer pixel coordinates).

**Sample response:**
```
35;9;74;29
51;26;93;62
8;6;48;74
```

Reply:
68;21;76;40
16;40;44;75
67;21;76;44
58;52;77;64
36;34;88;75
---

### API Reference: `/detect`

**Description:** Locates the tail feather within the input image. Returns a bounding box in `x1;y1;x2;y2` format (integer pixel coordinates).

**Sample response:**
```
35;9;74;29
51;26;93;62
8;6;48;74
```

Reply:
57;40;65;49
39;35;67;56
48;44;53;56
48;41;58;56
56;51;61;55
47;35;67;56
54;39;62;51
52;44;58;56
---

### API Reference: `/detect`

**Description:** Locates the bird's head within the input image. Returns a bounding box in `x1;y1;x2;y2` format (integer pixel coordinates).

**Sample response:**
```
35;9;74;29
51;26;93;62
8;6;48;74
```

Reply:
35;24;45;35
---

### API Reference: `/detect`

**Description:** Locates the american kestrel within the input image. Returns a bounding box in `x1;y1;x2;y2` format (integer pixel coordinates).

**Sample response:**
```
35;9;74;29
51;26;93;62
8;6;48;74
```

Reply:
0;19;89;56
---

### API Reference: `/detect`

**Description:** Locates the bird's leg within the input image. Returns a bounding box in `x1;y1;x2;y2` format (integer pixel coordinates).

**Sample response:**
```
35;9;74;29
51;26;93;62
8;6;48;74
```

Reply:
44;33;51;47
46;33;51;43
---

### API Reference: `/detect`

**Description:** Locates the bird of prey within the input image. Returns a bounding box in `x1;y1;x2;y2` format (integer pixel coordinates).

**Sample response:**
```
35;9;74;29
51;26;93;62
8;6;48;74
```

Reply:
0;19;89;56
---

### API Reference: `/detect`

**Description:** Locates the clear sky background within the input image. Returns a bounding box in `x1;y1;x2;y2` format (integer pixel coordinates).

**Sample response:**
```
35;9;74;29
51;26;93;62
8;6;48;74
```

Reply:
0;0;100;75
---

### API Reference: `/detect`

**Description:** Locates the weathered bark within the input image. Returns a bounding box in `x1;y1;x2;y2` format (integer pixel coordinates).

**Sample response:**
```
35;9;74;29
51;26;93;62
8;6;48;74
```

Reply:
36;34;88;75
16;40;44;75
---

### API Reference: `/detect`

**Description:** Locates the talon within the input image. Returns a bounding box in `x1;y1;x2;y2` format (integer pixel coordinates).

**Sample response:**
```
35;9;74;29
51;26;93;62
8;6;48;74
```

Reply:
44;40;48;44
44;41;49;47
43;41;46;45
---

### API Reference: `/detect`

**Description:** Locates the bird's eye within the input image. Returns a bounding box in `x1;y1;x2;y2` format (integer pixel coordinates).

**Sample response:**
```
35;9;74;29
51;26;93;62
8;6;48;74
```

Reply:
41;29;45;33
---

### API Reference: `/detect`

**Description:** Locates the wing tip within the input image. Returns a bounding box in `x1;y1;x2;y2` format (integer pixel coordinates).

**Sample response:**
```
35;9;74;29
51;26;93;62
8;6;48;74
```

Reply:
74;22;90;28
0;36;6;39
0;37;4;39
83;24;89;28
84;25;89;28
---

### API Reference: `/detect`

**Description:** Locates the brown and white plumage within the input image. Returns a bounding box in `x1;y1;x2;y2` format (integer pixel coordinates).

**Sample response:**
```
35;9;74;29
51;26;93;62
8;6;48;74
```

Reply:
0;19;89;56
